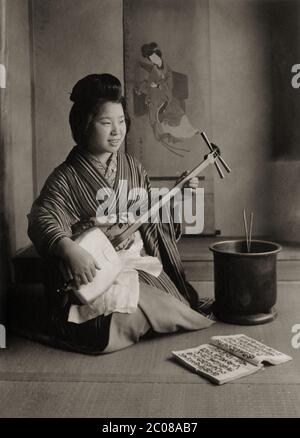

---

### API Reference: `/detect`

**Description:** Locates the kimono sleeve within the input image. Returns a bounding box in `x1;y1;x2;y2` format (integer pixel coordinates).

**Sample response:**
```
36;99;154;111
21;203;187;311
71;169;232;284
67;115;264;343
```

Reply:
160;64;173;102
27;166;74;256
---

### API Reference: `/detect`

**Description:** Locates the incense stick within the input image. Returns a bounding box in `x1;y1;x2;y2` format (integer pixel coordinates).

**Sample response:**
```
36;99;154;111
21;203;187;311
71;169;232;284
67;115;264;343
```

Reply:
243;210;254;253
243;209;249;252
249;212;254;253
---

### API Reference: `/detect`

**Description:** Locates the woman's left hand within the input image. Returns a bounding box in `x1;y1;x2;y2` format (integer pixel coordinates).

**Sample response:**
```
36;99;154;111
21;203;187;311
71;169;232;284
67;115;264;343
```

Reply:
185;176;199;190
176;171;199;190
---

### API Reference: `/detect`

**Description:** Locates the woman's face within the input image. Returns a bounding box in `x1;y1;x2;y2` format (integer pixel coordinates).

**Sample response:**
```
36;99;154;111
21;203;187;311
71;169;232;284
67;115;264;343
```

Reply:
86;101;126;157
149;53;162;67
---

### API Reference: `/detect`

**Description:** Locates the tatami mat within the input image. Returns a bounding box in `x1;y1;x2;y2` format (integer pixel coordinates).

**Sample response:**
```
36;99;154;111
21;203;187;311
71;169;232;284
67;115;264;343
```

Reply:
1;381;300;418
0;282;299;417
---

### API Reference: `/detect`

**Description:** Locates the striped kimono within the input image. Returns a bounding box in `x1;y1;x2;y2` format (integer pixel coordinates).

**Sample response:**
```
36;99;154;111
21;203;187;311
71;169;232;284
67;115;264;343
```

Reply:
28;146;213;354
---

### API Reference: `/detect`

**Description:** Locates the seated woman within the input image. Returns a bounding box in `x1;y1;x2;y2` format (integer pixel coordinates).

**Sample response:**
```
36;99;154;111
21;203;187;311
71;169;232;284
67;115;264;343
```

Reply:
27;73;214;354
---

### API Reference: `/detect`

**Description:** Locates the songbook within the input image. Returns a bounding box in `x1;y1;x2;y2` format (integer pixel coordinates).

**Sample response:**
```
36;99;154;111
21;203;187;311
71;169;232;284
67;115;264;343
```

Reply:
172;334;292;385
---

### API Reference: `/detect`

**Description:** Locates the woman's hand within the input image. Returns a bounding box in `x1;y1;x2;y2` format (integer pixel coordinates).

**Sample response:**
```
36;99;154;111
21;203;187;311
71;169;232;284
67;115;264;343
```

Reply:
185;176;199;190
55;238;101;290
176;171;199;191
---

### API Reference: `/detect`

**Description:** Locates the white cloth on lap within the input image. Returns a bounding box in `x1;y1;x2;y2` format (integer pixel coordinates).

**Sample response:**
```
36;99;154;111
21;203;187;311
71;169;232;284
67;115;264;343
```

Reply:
68;228;162;324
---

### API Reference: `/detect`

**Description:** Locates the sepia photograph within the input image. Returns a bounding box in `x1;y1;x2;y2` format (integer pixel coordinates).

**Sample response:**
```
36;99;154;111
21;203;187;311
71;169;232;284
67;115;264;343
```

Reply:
0;0;300;425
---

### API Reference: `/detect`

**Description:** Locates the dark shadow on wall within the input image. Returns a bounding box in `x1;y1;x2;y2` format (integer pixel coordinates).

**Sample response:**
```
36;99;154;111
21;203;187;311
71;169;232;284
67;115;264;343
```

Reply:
271;0;300;160
0;0;8;331
0;102;10;329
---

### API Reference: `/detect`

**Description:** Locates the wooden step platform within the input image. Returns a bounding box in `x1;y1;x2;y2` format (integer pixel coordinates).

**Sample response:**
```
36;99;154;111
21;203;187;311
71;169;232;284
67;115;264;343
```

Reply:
178;236;300;281
12;236;300;284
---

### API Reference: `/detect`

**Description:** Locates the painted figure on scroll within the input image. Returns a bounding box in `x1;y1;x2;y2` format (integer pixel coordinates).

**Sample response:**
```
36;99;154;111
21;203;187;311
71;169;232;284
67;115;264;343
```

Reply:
27;73;214;355
135;42;199;156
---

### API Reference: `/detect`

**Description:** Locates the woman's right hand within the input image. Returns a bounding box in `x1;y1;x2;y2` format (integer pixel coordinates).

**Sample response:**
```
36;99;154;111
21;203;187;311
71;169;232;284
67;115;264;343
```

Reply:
55;238;101;290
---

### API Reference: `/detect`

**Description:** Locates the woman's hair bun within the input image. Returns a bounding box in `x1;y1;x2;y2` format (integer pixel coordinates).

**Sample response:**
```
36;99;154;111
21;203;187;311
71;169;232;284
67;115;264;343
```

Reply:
70;73;122;104
141;42;162;59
